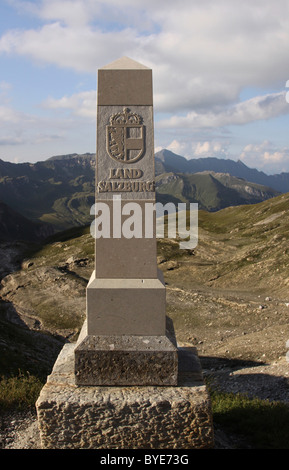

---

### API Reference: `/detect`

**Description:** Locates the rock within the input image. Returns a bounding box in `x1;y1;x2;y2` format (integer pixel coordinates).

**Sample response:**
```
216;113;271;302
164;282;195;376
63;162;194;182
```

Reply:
21;260;34;269
165;260;179;271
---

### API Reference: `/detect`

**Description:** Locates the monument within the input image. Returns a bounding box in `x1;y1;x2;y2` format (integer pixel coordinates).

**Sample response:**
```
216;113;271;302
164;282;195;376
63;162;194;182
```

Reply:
36;57;214;449
74;56;178;387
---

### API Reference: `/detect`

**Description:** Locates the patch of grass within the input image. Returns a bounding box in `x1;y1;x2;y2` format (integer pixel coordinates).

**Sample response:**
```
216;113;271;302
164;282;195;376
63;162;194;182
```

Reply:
35;301;84;330
0;372;44;410
209;385;289;448
0;316;59;411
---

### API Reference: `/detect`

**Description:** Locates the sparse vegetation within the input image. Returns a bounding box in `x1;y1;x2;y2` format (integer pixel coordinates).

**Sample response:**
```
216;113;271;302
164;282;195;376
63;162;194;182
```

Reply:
209;385;289;449
0;373;43;410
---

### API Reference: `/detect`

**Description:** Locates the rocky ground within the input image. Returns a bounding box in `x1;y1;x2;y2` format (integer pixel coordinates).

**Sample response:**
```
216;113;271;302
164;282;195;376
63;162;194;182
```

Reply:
0;409;40;449
2;278;289;449
1;194;289;449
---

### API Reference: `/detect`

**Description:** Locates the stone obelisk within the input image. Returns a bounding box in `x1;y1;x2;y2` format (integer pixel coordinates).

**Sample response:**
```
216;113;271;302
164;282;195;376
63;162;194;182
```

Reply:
36;58;214;449
74;56;178;386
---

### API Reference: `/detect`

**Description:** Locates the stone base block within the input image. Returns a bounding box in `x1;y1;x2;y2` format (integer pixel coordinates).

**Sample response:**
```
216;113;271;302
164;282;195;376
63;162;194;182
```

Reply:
74;317;178;386
36;343;214;449
86;269;166;336
75;334;178;386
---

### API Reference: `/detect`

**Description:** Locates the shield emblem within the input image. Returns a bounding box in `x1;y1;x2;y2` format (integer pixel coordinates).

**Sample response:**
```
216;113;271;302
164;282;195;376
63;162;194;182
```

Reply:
106;108;144;164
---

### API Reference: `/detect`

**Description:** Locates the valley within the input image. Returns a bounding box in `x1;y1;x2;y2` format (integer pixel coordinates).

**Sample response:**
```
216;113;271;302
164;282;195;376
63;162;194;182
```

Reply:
0;153;289;448
1;191;289;391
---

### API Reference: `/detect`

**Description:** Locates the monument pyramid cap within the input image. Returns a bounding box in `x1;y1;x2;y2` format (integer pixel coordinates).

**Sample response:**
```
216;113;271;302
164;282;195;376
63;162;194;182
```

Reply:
100;56;150;70
98;56;153;106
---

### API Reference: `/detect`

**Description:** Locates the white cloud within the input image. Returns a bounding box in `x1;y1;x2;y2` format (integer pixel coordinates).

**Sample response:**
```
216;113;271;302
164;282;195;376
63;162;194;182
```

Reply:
191;140;229;159
194;142;211;155
166;139;187;156
1;0;289;168
1;1;289;114
0;23;101;72
38;0;96;27
155;138;230;161
263;151;285;163
194;141;224;156
157;92;289;129
43;90;96;118
240;140;289;174
0;105;26;123
0;99;91;160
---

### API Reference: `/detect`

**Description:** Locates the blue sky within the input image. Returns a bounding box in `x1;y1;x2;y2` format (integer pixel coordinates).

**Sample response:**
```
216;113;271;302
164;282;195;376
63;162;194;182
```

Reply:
0;0;289;174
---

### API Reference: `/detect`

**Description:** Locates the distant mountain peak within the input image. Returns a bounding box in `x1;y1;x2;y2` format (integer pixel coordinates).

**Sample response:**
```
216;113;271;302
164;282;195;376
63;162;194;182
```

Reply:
155;149;289;193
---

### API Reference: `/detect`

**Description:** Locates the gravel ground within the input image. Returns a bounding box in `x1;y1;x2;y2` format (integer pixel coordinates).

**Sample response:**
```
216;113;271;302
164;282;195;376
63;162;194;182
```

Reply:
0;409;40;449
204;356;289;403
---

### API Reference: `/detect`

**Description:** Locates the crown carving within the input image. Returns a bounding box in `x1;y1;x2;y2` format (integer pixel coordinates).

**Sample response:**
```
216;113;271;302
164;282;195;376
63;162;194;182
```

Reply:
109;108;142;126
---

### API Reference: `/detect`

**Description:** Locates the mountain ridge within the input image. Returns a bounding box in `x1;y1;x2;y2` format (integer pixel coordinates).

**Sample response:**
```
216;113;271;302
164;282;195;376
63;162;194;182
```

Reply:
0;151;284;232
156;171;279;211
155;149;289;192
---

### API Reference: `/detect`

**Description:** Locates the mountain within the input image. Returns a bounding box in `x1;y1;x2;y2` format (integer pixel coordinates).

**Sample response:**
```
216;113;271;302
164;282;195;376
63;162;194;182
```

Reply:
0;154;95;231
156;171;280;211
46;152;94;162
0;151;283;234
155;149;289;193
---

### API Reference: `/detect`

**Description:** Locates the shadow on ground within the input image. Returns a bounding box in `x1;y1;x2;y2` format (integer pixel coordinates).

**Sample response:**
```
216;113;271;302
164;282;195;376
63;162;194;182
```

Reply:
200;355;289;403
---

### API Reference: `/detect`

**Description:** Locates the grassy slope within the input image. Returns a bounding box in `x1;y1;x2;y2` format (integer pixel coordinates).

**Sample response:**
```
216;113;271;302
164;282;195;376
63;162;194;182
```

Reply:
156;172;279;212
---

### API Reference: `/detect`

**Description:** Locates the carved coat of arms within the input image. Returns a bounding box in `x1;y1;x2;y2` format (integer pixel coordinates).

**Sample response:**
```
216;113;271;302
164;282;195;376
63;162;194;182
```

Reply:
106;108;144;163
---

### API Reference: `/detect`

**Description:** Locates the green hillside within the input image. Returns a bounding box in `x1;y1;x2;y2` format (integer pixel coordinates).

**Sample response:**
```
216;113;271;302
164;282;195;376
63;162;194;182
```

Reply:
0;154;95;231
156;172;279;211
0;154;281;233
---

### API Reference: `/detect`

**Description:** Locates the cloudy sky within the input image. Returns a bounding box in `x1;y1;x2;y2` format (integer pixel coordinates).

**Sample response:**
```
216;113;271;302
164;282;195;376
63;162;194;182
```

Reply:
0;0;289;174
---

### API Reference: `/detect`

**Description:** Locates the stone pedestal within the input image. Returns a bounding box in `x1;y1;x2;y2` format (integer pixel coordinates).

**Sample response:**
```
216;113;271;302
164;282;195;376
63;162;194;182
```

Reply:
75;316;178;386
36;57;214;449
36;343;214;449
